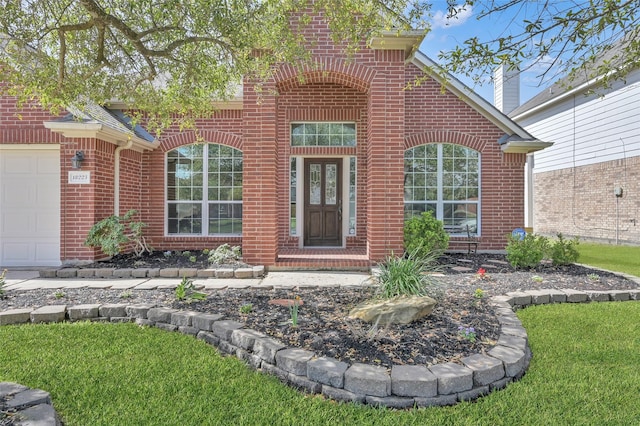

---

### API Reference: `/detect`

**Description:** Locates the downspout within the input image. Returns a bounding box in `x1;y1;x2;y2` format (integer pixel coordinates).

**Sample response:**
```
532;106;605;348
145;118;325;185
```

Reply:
114;137;133;216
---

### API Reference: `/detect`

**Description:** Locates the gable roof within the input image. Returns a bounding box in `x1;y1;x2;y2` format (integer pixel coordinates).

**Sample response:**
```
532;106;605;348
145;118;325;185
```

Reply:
510;35;639;120
411;51;552;153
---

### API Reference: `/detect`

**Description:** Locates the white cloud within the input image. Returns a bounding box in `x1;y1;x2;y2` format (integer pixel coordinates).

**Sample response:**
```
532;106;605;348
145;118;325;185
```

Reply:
431;4;473;30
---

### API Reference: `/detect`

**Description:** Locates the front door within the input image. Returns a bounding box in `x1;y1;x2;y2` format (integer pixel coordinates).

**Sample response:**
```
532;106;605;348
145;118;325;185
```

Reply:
304;159;342;246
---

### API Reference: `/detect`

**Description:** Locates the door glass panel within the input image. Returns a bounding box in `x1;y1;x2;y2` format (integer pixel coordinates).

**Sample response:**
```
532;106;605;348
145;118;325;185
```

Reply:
325;164;337;205
310;164;321;205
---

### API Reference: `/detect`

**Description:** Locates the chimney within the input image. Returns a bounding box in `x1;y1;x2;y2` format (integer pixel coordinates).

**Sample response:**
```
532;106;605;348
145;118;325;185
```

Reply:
494;64;520;114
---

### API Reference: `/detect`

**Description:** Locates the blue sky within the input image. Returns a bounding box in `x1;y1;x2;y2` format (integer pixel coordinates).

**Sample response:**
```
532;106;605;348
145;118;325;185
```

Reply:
419;1;554;106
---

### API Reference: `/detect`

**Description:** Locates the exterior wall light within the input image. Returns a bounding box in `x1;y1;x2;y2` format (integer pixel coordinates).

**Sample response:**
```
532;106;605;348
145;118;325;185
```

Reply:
71;151;85;169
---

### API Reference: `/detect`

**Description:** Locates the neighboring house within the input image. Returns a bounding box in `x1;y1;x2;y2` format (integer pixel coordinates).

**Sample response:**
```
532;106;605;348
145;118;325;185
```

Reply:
505;43;640;245
0;12;551;269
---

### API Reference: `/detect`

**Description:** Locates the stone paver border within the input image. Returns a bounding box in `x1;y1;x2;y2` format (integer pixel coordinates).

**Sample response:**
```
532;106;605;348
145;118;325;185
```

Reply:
0;382;61;425
0;288;638;412
39;265;266;279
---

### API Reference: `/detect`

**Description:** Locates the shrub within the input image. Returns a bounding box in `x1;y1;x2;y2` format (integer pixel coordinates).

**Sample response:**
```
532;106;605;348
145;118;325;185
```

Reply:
403;211;449;258
506;233;549;268
208;244;242;265
85;209;152;257
549;233;580;266
376;249;443;299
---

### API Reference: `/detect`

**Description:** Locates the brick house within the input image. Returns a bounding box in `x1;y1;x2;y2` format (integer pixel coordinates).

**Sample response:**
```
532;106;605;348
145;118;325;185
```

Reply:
0;15;551;269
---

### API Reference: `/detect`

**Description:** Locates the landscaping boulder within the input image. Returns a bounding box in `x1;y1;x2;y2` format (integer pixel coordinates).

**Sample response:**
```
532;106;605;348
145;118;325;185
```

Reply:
347;295;437;325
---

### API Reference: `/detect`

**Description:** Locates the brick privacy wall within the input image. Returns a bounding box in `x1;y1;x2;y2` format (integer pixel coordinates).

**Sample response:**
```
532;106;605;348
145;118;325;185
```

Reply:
404;66;527;250
533;156;640;244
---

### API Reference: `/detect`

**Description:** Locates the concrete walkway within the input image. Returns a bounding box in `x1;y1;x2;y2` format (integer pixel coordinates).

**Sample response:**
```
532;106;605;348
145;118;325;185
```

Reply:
3;270;374;291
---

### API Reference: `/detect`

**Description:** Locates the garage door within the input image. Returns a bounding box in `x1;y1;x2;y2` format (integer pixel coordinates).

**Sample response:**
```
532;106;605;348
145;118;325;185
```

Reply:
0;148;61;267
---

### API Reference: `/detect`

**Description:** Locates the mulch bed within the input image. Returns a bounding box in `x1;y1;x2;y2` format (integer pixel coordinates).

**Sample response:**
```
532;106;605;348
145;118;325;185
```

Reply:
1;253;637;371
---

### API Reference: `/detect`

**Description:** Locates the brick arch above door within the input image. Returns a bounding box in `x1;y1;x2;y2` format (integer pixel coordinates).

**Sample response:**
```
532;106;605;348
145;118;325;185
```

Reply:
160;130;243;153
274;59;375;93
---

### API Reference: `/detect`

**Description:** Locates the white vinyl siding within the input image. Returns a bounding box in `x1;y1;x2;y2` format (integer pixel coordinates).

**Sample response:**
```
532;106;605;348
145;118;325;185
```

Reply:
519;68;640;174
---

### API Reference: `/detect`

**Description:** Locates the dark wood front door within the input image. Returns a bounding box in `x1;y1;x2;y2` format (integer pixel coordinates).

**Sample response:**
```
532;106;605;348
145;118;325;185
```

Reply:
304;159;342;246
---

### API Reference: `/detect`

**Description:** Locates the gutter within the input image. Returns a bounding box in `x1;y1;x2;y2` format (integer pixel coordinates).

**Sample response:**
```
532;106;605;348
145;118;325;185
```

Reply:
114;137;133;216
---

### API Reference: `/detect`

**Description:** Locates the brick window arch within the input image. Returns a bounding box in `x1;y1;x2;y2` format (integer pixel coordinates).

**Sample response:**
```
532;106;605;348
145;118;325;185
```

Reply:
404;143;480;236
166;143;243;235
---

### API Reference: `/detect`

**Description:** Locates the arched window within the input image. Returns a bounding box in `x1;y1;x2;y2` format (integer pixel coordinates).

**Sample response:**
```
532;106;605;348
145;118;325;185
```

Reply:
404;143;480;235
166;143;242;235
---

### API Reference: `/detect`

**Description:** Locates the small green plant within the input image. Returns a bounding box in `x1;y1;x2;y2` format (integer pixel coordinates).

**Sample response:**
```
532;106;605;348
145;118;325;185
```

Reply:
84;209;152;257
587;273;600;282
54;291;65;299
506;233;549;268
239;303;253;314
548;233;580;266
0;268;7;298
182;251;191;257
202;248;210;255
289;296;301;327
531;275;544;283
208;244;242;265
119;290;133;299
458;326;477;343
175;276;206;302
474;288;485;299
403;211;449;259
376;248;443;299
189;255;197;263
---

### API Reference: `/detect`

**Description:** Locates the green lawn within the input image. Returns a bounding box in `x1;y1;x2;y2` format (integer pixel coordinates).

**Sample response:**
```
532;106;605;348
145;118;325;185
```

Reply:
2;301;639;425
578;243;640;277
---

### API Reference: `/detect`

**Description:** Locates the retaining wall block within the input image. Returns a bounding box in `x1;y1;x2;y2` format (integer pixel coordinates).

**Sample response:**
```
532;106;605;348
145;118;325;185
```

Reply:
458;385;490;402
501;324;528;339
113;269;133;278
252;265;265;277
147;268;160;277
217;339;238;355
461;354;505;386
39;269;57;278
178;268;198;278
608;290;631;301
490;295;515;307
56;268;78;278
497;334;528;352
197;269;216;278
155;322;178;332
125;304;154;319
586;291;610;302
524;290;551;305
629;289;640;300
562;289;588;303
178;326;198;336
216;269;234;278
5;388;51;409
212;320;244;341
131;269;148;278
236;348;262;369
231;328;267;351
76;269;95;278
94;268;115;278
147;307;177;323
414;393;458;407
67;304;101;321
488;345;526;377
234;268;254;278
321;385;366;404
15;403;61;426
171;311;199;327
275;348;315;376
365;395;415;409
344;363;391;397
546;289;567;303
0;308;33;325
505;291;532;307
99;304;127;318
196;330;220;347
253;337;287;363
287;373;322;394
261;362;289;382
159;268;179;278
192;313;224;331
391;365;437;397
110;317;133;323
135;318;154;326
307;357;349;388
428;362;473;395
490;376;513;391
30;305;66;324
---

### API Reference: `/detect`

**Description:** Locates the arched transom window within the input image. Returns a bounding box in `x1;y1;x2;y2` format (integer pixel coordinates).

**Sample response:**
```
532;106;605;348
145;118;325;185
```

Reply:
166;143;242;235
404;143;480;235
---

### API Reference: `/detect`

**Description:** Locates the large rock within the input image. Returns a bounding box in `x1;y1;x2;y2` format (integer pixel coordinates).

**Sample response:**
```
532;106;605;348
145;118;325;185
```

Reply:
348;295;437;325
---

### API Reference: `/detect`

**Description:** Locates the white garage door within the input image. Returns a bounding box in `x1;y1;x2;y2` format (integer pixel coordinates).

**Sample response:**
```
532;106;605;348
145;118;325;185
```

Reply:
0;147;61;267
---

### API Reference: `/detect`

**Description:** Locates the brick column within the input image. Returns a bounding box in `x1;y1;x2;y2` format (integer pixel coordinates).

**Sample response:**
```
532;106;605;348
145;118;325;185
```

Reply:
366;53;406;262
241;83;279;266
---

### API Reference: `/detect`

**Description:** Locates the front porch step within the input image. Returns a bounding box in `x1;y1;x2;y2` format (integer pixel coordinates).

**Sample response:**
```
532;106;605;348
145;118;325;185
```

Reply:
274;248;371;272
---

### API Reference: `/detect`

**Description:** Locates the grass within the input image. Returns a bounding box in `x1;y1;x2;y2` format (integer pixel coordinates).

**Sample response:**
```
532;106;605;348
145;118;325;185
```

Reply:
1;302;639;425
577;242;640;277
